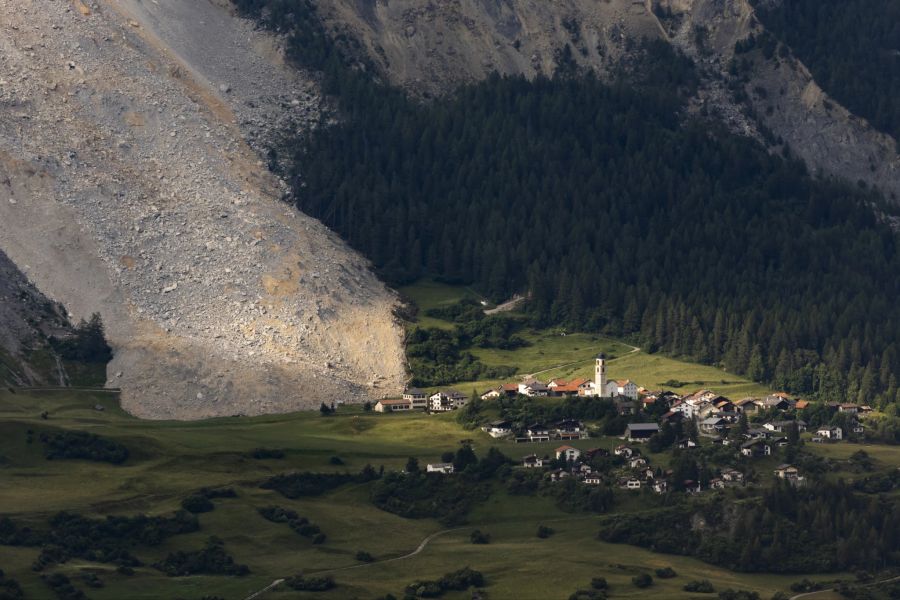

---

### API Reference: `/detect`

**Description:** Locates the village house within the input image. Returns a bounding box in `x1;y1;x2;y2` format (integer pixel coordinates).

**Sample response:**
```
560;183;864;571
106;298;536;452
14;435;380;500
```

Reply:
614;445;637;458
623;478;642;490
773;464;800;481
709;478;726;490
721;469;744;484
851;421;865;435
426;463;455;474
629;456;647;469
403;388;429;409
699;417;728;436
607;379;639;400
735;397;760;414
764;420;806;433
479;388;502;401
745;427;774;440
554;419;589;440
484;420;512;438
713;399;738;417
794;399;810;410
429;390;467;412
517;423;551;443
675;438;697;450
817;425;843;441
614;397;638;416
556;445;582;462
652;480;668;494
522;454;546;468
741;439;771;457
548;470;571;482
374;399;413;413
548;378;591;397
838;403;860;414
763;394;794;411
584;472;603;485
518;380;549;397
625;423;660;442
500;383;520;398
584;447;610;461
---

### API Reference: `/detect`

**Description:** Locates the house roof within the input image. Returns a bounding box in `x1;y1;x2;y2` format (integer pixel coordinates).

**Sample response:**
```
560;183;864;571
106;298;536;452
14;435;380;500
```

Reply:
775;464;796;471
428;463;453;469
556;445;578;452
404;388;425;395
615;379;635;386
701;417;726;425
735;397;758;406
378;399;412;405
502;383;519;391
626;423;660;431
795;400;810;409
489;420;511;428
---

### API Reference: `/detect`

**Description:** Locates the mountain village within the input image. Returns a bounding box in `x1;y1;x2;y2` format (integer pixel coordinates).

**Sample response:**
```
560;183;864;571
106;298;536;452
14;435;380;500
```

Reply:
374;354;870;495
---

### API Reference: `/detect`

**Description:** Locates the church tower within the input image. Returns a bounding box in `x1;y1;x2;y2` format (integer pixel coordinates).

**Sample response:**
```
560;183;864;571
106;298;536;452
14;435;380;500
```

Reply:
594;353;607;397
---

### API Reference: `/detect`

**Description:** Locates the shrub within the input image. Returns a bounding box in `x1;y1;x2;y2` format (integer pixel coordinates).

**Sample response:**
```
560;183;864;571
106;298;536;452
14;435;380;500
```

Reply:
470;530;490;544
154;537;249;577
591;577;608;590
717;590;760;600
569;591;606;600
250;448;285;459
200;487;237;499
286;575;336;591
632;573;653;588
116;566;135;576
257;506;299;523
684;580;715;593
181;494;214;514
404;567;485;598
312;533;327;544
329;455;345;465
41;573;86;600
79;572;103;588
655;567;677;579
356;550;374;562
537;525;555;538
40;430;129;464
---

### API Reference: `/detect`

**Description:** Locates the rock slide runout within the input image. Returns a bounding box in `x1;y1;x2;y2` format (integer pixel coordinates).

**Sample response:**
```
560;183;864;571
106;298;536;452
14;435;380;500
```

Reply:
0;0;406;419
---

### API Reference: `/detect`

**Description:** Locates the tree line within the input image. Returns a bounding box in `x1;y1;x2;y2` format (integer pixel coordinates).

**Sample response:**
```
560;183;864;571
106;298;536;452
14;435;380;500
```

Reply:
234;0;900;404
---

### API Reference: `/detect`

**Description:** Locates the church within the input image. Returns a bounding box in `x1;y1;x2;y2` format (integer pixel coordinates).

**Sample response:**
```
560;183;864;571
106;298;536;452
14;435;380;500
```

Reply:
584;353;638;400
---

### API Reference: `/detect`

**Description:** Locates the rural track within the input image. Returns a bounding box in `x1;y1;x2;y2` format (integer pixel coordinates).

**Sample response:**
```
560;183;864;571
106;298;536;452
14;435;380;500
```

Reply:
788;574;900;600
523;343;640;380
242;515;605;599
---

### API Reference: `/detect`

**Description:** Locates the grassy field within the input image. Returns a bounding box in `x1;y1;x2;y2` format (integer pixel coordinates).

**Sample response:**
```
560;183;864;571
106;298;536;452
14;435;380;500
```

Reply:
399;278;773;399
0;389;841;599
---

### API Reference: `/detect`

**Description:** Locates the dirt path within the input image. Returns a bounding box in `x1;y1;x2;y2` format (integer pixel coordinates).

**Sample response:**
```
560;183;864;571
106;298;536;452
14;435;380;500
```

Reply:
242;515;606;599
484;294;526;315
523;342;640;380
788;574;900;600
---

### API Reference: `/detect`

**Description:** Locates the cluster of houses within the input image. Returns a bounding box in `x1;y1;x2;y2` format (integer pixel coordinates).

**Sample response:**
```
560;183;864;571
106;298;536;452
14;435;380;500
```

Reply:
374;388;468;413
518;441;751;493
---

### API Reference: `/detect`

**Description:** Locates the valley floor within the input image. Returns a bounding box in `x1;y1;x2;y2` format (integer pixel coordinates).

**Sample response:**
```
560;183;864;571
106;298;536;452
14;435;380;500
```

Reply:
0;389;863;599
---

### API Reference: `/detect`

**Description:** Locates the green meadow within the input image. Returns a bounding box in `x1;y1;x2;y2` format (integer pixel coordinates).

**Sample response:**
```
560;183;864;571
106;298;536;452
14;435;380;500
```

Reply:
0;389;837;599
399;279;773;399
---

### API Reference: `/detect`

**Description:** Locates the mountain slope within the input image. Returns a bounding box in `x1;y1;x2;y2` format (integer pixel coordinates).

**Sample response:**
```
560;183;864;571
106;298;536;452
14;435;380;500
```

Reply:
0;250;73;387
310;0;900;201
0;0;406;418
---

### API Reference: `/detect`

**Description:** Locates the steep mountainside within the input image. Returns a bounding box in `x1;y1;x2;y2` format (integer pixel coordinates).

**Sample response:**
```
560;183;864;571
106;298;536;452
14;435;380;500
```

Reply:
0;250;73;387
313;0;900;201
0;0;406;418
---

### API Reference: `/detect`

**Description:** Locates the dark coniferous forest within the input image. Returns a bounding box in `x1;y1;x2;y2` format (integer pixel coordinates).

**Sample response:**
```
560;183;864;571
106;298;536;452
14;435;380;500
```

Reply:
234;0;900;407
754;0;900;145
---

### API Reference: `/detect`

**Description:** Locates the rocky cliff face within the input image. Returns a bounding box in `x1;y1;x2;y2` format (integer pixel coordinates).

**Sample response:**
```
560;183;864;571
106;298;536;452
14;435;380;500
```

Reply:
0;250;73;388
0;0;406;419
316;0;900;201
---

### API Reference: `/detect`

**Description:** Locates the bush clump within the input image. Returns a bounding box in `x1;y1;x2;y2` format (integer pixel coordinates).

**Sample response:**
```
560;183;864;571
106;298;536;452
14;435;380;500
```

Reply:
655;567;677;579
180;494;214;514
684;580;715;593
632;573;653;588
404;567;485;598
285;575;336;591
470;530;490;544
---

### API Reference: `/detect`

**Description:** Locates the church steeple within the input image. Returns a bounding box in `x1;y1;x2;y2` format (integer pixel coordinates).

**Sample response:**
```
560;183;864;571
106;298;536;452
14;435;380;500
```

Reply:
594;353;607;396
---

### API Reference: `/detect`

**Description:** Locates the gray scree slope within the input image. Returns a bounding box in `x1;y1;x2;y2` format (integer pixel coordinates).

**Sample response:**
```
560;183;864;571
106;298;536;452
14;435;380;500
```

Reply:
0;0;406;419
